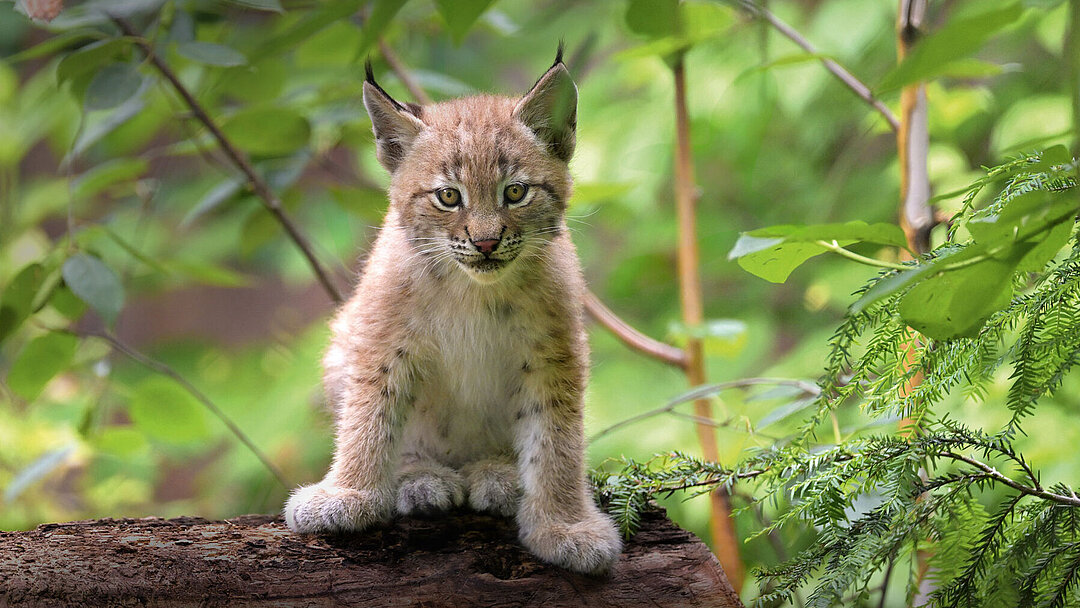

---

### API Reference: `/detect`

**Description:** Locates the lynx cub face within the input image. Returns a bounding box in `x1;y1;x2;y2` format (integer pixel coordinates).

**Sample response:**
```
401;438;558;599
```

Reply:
283;49;622;576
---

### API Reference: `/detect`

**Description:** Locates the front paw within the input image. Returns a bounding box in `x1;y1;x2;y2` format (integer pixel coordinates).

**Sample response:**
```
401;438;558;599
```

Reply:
519;511;623;576
463;461;520;517
284;483;392;534
396;465;465;515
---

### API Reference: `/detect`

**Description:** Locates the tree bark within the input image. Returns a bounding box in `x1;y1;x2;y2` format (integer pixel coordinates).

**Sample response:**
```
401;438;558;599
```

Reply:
0;508;743;607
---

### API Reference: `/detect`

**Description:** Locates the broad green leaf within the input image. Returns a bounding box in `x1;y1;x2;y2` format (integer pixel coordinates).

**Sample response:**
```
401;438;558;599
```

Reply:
0;263;45;344
435;0;495;44
5;30;103;63
56;38;130;85
3;444;76;502
569;182;635;207
221;108;310;156
669;319;748;357
5;332;79;401
878;2;1024;92
898;258;1015;340
967;190;1075;247
219;60;288;102
83;63;143;111
730;222;907;283
62;253;124;324
255;0;364;57
48;286;87;320
240;208;280;256
224;0;283;12
71;158;148;200
625;0;679;38
176;41;247;67
67;94;146;162
358;0;410;55
128;377;210;445
181;175;246;227
92;427;150;458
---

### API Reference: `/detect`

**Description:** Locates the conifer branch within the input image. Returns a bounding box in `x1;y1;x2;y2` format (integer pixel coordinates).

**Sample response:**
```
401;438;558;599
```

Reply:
944;452;1080;508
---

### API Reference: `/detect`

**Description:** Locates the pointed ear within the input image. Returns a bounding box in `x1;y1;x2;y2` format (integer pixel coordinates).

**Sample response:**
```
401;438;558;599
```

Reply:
514;53;578;162
363;64;425;173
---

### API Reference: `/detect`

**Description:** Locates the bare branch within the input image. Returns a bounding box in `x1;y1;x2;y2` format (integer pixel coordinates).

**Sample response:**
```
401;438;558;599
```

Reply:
582;291;687;368
113;18;345;305
378;40;433;105
737;0;901;133
81;330;291;489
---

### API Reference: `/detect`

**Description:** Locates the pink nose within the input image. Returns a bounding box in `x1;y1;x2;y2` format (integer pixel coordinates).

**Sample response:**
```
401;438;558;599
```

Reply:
472;238;500;255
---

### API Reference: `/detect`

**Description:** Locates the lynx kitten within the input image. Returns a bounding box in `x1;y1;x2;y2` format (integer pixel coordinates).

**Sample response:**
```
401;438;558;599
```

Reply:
284;49;622;575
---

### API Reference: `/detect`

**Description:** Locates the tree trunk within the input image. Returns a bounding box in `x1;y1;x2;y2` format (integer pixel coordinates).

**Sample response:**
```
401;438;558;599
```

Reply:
0;508;743;607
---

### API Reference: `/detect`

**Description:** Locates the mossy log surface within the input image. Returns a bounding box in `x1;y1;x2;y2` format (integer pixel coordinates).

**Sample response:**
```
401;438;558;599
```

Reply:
0;508;743;607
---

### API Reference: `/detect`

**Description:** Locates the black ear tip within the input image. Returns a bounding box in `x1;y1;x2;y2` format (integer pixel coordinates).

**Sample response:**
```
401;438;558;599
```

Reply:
554;40;565;67
364;60;375;84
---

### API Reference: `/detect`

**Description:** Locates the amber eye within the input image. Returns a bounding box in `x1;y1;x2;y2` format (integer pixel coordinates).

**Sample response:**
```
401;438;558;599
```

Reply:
435;188;462;208
504;183;528;204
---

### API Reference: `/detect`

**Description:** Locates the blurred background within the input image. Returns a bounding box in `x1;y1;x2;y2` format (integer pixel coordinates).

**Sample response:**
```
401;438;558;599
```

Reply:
0;0;1074;603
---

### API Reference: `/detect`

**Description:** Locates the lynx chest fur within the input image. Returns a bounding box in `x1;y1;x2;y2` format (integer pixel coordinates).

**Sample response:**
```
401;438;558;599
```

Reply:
285;50;622;576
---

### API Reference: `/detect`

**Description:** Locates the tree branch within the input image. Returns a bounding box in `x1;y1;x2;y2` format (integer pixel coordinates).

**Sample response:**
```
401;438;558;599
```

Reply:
944;452;1080;508
736;0;901;133
113;18;345;305
79;329;291;489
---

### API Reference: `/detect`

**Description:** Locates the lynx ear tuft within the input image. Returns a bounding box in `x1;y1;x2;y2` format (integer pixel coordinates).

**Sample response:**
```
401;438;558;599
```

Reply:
514;49;577;163
363;65;426;174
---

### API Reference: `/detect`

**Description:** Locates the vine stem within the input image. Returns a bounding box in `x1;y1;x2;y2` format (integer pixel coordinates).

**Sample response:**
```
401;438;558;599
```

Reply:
377;40;689;369
79;330;291;489
814;240;908;270
113;17;345;305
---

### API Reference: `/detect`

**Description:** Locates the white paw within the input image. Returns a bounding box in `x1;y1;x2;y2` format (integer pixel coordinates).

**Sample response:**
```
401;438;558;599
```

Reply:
519;510;622;575
464;462;520;516
396;467;465;515
284;483;391;534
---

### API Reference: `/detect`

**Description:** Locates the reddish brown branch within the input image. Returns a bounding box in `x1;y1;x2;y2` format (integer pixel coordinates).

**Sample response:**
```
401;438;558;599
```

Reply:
113;18;345;305
582;292;687;368
673;55;744;591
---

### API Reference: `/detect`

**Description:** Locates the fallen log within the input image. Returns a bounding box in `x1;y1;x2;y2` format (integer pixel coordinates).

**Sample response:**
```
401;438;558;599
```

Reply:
0;508;743;607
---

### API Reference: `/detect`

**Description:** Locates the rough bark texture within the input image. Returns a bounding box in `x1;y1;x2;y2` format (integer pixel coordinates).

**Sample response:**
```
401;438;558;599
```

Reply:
0;508;743;607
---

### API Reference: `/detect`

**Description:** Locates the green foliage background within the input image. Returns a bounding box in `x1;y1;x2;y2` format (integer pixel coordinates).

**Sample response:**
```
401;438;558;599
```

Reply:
0;0;1076;605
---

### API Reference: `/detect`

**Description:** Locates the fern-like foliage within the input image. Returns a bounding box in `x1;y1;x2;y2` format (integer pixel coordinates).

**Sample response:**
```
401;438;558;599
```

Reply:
594;149;1080;607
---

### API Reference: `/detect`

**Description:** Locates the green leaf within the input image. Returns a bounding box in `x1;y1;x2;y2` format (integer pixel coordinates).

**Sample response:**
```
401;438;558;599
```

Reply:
898;258;1015;340
128;377;210;445
878;2;1024;92
240;208;280;256
181;175;246;227
0;263;46;344
254;0;364;57
56;38;130;85
569;182;635;207
669;319;748;357
625;0;680;38
71;158;148;200
435;0;495;44
221;107;310;156
729;222;907;283
358;0;410;55
5;332;79;402
91;427;150;458
176;41;248;67
83;63;143;111
757;398;817;431
62;253;124;324
224;0;283;12
5;30;104;63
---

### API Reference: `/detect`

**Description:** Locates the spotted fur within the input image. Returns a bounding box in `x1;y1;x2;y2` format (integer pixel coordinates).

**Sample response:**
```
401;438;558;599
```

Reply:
284;53;621;576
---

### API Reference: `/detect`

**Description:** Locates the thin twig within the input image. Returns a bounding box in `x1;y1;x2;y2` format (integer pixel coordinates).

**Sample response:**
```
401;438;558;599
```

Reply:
113;17;344;305
82;330;291;489
944;452;1080;508
589;377;818;443
378;39;432;105
736;0;900;132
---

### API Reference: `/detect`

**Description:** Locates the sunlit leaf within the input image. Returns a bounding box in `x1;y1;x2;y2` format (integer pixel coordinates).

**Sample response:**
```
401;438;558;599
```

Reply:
5;332;79;401
221;107;310;156
0;263;46;344
128;377;210;445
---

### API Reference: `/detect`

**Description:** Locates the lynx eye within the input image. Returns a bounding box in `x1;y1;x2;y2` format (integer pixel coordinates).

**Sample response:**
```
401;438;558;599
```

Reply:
504;183;528;205
435;188;462;208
